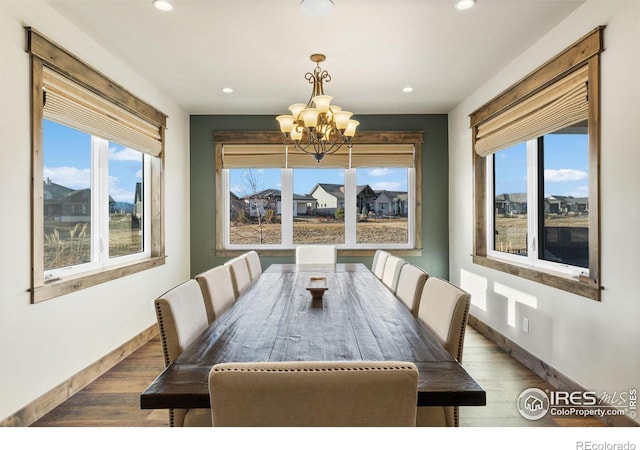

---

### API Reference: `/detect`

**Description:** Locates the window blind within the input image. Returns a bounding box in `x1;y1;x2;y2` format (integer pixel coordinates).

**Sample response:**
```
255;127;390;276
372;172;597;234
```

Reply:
222;145;287;168
222;143;415;169
350;144;414;168
286;145;350;168
473;65;589;157
43;67;163;157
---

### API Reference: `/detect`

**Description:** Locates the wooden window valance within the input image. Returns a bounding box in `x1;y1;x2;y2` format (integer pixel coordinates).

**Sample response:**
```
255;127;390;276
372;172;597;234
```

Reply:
43;68;163;156
470;26;604;157
27;28;166;156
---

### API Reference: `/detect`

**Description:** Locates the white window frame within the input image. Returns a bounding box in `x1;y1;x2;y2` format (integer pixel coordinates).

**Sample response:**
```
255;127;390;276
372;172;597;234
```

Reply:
486;139;588;279
44;134;152;281
223;167;416;250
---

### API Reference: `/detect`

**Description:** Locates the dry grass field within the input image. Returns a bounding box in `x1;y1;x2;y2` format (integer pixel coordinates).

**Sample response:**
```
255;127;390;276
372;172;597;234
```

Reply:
44;215;141;270
230;217;408;245
495;213;589;254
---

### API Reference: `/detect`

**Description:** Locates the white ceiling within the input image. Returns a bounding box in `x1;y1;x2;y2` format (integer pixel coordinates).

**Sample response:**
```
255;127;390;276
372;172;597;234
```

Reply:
47;0;584;115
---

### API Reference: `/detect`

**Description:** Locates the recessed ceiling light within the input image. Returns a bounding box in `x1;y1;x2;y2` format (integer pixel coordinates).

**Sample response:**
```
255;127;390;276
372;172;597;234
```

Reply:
222;87;234;94
402;87;414;93
153;0;173;12
300;0;335;17
455;0;476;10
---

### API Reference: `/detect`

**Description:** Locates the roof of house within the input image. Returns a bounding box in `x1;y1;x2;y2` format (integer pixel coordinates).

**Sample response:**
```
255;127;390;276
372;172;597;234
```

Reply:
311;183;344;199
374;190;408;201
546;195;589;203
495;193;528;203
241;188;315;202
310;183;377;199
43;179;74;201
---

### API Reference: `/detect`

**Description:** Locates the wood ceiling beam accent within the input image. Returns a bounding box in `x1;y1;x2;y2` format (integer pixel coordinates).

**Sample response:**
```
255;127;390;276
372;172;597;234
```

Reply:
213;131;424;145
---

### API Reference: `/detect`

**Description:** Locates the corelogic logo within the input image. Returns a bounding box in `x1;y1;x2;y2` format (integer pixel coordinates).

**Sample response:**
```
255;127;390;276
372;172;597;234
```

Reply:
517;388;550;420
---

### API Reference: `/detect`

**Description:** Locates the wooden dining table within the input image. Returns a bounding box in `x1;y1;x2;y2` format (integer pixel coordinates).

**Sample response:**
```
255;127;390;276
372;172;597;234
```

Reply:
140;263;486;410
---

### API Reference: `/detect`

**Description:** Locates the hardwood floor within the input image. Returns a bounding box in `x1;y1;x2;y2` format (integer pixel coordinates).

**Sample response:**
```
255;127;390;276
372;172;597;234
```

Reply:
460;327;604;427
31;326;605;427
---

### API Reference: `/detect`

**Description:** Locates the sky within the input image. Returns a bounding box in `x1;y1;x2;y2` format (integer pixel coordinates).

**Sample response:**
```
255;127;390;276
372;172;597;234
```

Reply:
229;167;409;197
494;133;589;198
43;119;143;204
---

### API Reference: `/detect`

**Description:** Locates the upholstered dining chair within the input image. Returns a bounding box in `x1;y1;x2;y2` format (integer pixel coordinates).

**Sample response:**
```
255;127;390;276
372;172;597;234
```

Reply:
208;360;419;427
381;255;407;294
195;265;236;324
295;245;337;265
243;250;263;281
415;277;471;427
225;256;252;299
371;249;390;279
154;280;212;427
395;263;429;316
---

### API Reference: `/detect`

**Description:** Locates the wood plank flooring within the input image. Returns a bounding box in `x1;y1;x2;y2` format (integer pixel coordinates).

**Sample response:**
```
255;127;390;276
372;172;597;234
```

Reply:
31;326;605;427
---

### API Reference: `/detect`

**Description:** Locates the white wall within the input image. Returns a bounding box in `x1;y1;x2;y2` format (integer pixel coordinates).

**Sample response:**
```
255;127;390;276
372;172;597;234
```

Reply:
0;2;191;421
449;1;640;423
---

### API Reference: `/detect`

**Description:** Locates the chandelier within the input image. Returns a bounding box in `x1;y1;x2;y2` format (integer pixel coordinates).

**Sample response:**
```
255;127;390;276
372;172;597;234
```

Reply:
276;54;359;162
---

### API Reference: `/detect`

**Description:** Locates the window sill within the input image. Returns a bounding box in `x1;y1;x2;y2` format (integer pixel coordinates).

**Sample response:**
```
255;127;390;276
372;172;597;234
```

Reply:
472;254;600;301
31;256;166;304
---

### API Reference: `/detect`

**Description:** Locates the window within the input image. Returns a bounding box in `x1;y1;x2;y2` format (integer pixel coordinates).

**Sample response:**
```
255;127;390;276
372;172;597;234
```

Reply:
487;122;589;276
356;167;409;245
28;28;166;303
215;132;423;253
43;120;151;279
471;26;603;300
228;168;282;245
293;169;345;245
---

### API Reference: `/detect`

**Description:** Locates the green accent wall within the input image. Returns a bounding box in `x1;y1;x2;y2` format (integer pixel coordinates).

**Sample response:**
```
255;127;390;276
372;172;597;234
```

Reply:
189;114;449;279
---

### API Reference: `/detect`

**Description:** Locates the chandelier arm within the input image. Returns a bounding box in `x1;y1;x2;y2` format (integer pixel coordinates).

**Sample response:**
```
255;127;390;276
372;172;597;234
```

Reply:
292;139;319;155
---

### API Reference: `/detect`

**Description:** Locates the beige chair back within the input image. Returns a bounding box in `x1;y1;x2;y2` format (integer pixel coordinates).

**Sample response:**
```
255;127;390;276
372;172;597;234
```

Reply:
154;279;211;427
243;250;262;281
154;280;209;367
416;277;471;363
415;277;471;427
225;256;252;299
209;360;418;427
395;264;428;315
381;255;407;294
195;265;236;324
371;249;390;279
295;245;337;265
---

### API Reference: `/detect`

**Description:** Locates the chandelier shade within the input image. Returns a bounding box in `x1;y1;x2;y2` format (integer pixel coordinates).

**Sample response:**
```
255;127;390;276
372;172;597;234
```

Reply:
276;54;359;162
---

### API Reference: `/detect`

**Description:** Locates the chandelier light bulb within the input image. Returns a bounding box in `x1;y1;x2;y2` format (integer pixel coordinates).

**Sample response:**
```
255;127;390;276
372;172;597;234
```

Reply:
289;103;307;119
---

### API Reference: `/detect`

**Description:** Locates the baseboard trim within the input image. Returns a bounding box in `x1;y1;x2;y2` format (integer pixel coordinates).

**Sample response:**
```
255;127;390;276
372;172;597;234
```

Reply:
468;315;638;427
0;324;158;427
